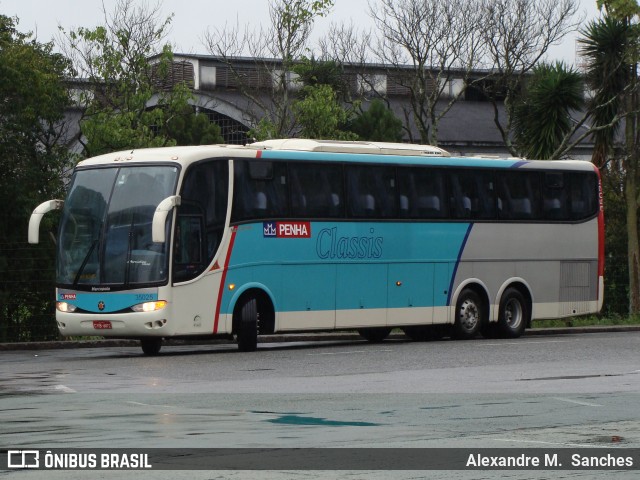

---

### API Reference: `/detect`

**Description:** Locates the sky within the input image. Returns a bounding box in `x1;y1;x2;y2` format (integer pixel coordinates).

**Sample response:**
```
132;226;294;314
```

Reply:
2;0;602;65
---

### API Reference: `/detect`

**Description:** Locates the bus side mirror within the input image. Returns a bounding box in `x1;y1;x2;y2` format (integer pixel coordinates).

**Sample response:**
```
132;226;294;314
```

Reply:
152;195;181;243
28;199;64;244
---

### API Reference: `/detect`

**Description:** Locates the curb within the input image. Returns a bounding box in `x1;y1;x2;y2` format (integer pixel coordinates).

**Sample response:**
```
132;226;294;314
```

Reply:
1;325;639;351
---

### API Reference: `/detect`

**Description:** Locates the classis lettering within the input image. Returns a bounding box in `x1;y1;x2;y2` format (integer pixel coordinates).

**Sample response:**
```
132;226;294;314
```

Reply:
316;227;384;259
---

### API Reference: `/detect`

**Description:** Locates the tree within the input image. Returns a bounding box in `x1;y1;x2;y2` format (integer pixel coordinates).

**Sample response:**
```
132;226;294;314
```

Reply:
480;0;581;156
350;99;404;142
369;0;486;145
164;107;224;146
580;2;640;314
204;0;335;138
292;84;357;140
58;0;197;156
512;62;584;159
0;15;74;341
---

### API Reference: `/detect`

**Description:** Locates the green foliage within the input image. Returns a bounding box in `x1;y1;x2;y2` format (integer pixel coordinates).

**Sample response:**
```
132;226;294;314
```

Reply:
293;84;358;140
293;56;348;99
512;62;583;159
281;0;334;24
579;10;640;314
248;118;281;142
597;0;640;19
579;15;629;165
64;3;198;156
601;169;629;316
350;100;404;142
0;15;74;341
165;107;224;146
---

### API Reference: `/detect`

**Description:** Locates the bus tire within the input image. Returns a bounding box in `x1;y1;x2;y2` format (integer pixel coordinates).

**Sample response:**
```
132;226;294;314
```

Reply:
497;288;528;338
453;289;484;340
140;337;162;356
237;297;258;352
358;327;391;343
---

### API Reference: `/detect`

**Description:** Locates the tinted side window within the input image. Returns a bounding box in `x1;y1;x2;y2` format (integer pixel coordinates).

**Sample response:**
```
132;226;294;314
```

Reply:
543;172;570;220
289;162;343;218
397;167;447;219
450;170;496;219
232;161;288;221
175;160;229;282
570;172;598;220
346;165;396;218
497;171;540;220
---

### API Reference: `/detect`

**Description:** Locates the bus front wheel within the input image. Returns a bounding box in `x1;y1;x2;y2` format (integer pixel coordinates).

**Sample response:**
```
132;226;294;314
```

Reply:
237;297;259;352
497;288;528;338
453;289;484;340
140;337;162;356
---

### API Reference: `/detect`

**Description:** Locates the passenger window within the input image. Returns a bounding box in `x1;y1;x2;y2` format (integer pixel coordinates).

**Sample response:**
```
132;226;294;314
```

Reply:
497;172;540;220
543;172;569;220
450;170;496;219
397;168;447;219
569;172;598;220
289;163;343;218
232;161;288;221
346;165;396;218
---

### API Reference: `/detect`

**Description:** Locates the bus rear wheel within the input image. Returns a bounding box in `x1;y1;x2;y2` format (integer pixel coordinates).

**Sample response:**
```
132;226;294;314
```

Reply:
497;288;528;338
358;327;391;343
140;337;162;356
453;289;484;340
237;297;259;352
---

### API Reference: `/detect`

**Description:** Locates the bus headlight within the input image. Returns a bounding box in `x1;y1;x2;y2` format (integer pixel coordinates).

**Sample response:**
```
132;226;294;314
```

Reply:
131;300;168;312
56;302;77;313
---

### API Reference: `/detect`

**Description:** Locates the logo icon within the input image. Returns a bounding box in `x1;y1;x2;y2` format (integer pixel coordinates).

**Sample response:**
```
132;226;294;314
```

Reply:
98;301;105;311
7;450;39;469
263;222;277;237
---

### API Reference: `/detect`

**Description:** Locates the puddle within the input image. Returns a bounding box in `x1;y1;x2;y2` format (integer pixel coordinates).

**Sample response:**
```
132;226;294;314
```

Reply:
267;414;380;427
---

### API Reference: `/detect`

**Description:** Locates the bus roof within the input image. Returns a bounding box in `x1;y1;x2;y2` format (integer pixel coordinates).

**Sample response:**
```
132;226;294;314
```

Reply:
75;140;596;172
248;139;451;157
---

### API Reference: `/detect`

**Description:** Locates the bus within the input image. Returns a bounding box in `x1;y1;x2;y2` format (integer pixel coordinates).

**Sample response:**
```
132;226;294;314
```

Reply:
28;139;604;355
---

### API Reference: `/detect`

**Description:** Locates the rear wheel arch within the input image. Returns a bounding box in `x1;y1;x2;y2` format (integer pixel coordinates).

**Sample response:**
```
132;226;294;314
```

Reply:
495;280;533;327
450;280;491;325
495;282;532;338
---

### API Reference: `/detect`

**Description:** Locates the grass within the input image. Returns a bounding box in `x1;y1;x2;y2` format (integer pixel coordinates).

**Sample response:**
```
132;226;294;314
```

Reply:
532;315;640;328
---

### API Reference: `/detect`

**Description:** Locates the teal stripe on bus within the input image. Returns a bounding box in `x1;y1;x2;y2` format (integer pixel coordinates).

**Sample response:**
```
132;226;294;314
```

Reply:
258;150;524;168
57;290;158;313
220;221;471;313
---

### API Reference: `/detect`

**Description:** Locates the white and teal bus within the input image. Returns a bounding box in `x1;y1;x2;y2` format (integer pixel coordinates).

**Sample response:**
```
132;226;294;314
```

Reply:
29;139;604;354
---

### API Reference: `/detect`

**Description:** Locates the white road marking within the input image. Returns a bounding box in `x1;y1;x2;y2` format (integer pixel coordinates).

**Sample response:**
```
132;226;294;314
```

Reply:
552;397;602;407
493;438;599;448
481;340;570;346
307;349;393;356
126;401;175;408
53;384;76;393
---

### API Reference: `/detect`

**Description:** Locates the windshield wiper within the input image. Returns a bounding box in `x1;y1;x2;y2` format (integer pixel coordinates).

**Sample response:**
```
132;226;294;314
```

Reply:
73;239;98;287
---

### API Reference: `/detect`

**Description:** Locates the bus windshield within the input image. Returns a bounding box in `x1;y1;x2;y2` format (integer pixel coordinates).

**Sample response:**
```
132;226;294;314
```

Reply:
57;165;179;288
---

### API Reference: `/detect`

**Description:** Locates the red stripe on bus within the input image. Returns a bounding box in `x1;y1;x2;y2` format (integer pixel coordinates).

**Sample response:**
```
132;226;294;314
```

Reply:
256;150;262;158
594;166;605;301
213;228;237;334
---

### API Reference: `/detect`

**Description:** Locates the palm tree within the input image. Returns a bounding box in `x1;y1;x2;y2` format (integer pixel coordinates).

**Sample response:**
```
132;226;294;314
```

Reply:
580;15;629;168
512;62;584;159
579;12;640;314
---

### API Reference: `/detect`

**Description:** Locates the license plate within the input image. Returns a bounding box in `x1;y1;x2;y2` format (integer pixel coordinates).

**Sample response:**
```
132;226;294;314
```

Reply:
93;320;112;330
